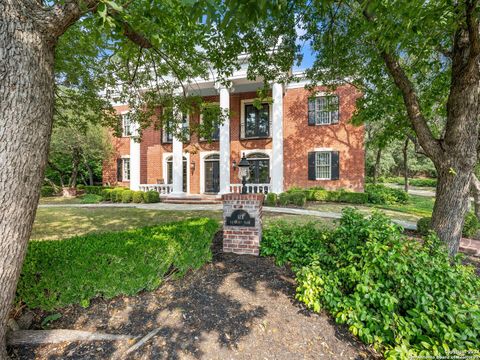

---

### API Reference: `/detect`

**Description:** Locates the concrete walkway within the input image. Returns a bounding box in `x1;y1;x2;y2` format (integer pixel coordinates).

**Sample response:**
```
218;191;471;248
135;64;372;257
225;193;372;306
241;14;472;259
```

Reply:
38;202;418;230
384;183;436;197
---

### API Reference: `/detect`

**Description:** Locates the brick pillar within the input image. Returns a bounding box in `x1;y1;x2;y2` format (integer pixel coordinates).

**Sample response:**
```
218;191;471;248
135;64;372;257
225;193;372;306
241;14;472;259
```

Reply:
222;193;264;255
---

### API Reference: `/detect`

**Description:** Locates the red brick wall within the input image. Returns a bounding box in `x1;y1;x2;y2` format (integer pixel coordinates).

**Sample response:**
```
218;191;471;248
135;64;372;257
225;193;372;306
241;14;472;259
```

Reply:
283;84;365;191
102;105;130;187
103;85;365;193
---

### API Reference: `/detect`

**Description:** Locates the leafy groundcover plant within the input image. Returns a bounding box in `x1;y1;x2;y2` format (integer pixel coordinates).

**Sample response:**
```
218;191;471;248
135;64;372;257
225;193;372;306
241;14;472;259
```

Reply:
261;209;480;359
17;218;218;310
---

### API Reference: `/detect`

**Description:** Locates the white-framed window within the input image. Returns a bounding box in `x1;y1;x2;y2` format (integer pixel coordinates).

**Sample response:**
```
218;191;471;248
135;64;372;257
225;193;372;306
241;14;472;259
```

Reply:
162;112;189;143
240;100;272;139
308;95;339;125
121;113;132;136
315;152;331;180
117;158;130;181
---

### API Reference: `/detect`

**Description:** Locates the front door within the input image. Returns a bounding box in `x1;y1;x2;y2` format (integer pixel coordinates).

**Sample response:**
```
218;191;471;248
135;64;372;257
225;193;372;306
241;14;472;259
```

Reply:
205;160;220;194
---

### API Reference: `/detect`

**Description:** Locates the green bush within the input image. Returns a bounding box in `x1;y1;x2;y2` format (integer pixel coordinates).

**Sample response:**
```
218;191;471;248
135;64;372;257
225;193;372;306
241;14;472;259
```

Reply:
417;217;432;236
313;189;330;201
262;209;480;358
278;192;290;206
111;188;126;203
78;194;102;204
121;190;134;203
40;186;55;197
336;190;368;204
100;188;114;201
417;212;479;238
265;193;278;206
17;218;219;310
143;190;160;203
365;184;409;205
290;191;307;207
132;191;144;203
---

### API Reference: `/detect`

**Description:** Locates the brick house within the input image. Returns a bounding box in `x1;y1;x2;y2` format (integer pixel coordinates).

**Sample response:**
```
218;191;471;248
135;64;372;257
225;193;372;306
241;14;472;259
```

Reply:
103;71;365;196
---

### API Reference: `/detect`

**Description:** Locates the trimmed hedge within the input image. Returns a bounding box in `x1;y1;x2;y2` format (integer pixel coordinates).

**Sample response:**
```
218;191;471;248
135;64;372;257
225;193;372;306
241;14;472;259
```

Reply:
265;193;278;206
83;185;112;195
17;218;219;310
418;212;480;238
365;184;409;205
111;188;126;203
121;190;134;203
143;190;160;203
132;191;144;203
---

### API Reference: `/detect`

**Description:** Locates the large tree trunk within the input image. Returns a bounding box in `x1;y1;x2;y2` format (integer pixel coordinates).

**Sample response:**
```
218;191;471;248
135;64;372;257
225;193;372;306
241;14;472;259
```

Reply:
402;138;409;193
429;26;480;256
373;148;381;184
0;4;58;358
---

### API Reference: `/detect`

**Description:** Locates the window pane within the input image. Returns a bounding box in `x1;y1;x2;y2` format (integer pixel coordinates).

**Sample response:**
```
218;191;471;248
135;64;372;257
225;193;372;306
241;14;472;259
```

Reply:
244;103;269;138
315;152;331;179
314;96;338;125
123;159;130;181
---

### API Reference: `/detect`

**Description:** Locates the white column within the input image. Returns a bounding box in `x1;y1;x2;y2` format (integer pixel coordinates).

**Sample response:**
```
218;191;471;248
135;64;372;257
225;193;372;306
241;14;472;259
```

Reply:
219;86;231;194
271;82;284;194
171;116;185;196
129;122;141;191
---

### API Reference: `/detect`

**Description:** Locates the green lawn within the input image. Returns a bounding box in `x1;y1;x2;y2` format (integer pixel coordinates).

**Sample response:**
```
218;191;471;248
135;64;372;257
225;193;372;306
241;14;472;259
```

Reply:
32;207;334;240
305;195;434;222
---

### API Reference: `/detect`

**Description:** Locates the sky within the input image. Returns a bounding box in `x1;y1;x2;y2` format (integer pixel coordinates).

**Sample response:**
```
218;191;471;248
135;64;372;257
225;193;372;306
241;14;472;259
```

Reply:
295;43;315;71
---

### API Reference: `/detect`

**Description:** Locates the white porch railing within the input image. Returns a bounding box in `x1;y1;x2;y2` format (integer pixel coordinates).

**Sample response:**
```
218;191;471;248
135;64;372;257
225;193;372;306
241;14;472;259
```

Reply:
139;184;173;195
230;183;271;194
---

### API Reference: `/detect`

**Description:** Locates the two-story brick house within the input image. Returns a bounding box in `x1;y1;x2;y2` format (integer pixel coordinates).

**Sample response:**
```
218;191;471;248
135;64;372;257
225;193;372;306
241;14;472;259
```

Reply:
103;71;365;197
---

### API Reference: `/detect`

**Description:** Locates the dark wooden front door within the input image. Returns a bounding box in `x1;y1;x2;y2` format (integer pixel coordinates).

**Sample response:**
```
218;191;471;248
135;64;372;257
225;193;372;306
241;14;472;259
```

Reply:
205;160;220;194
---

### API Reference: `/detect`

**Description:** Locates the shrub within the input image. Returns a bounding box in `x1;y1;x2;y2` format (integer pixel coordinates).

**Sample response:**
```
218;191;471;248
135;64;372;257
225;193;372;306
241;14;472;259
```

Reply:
265;193;278;207
417;212;479;238
278;192;290;206
121;190;134;203
365;184;409;205
111;188;126;203
84;185;111;195
17;218;219;310
40;186;55;197
290;191;307;207
336;190;368;204
262;209;480;358
132;191;144;203
100;188;114;201
313;189;330;201
143;190;160;203
416;217;431;236
79;194;102;204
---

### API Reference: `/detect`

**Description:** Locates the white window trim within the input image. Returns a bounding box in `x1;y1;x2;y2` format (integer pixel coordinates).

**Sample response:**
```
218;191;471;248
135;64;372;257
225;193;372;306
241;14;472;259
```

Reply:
310;95;339;126
240;149;272;183
315;151;332;180
121;112;132;137
120;156;131;182
240;99;273;139
162;152;191;194
199;151;220;194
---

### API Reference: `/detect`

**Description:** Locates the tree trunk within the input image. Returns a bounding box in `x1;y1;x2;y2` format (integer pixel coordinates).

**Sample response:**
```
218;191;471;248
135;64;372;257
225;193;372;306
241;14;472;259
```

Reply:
69;149;81;189
0;4;57;358
85;161;94;186
470;173;480;221
373;148;381;184
403;138;409;193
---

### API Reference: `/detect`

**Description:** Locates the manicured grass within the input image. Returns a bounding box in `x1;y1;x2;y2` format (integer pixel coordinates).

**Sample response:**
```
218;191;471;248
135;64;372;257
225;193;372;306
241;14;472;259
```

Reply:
39;194;102;205
18;218;219;310
375;194;434;218
32;207;333;240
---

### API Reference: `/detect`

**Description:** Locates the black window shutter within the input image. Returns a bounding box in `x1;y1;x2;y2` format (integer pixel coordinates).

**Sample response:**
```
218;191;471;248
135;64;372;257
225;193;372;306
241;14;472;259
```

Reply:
331;96;340;124
117;159;123;182
331;151;340;180
308;152;316;180
308;99;316;126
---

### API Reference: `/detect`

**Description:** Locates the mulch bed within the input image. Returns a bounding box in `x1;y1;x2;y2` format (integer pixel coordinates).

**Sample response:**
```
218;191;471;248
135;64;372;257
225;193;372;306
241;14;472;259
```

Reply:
8;232;378;359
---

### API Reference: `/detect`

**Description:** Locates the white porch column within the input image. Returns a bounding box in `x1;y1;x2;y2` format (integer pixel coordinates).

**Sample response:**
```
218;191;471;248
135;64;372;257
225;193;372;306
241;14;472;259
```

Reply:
271;82;284;194
219;86;231;194
129;122;141;191
171;116;185;196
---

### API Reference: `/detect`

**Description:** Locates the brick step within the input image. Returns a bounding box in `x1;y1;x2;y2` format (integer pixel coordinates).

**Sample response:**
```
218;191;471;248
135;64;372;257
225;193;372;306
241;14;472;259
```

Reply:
162;196;222;204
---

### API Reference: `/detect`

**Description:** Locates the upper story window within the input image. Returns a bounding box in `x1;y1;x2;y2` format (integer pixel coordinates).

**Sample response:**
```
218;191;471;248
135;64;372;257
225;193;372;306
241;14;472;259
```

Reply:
162;112;189;144
121;113;132;136
200;108;220;142
308;95;339;126
242;103;270;139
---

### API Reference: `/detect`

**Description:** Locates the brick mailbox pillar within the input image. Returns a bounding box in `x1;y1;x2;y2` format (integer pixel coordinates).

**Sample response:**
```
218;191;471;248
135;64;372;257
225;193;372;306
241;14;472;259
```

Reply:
222;193;264;255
